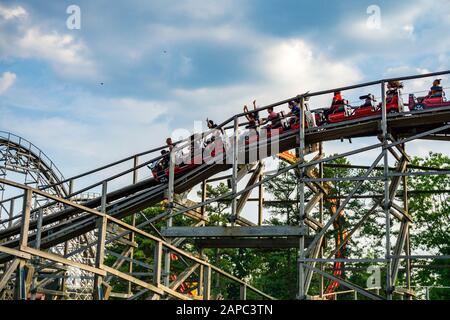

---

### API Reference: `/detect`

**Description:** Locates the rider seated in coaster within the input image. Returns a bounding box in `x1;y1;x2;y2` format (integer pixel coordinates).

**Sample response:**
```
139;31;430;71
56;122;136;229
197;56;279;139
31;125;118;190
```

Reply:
428;79;444;98
262;107;282;129
332;91;344;107
244;100;260;129
286;99;300;127
387;80;403;92
205;119;223;146
387;80;403;97
166;137;174;152
158;149;169;171
325;91;346;117
360;94;376;108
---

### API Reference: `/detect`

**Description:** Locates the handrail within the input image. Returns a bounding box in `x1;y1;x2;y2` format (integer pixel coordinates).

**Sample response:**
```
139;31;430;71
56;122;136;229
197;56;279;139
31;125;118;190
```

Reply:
3;70;449;216
49;70;450;191
0;176;274;300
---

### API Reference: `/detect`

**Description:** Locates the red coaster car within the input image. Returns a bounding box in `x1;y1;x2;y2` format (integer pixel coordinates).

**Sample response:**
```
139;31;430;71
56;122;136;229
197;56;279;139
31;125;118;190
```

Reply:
408;93;450;111
326;95;401;123
243;109;316;146
150;138;226;182
318;90;404;125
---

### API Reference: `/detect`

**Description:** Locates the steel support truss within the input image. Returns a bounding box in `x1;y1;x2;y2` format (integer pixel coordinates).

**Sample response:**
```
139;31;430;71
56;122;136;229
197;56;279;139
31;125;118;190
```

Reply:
1;70;450;300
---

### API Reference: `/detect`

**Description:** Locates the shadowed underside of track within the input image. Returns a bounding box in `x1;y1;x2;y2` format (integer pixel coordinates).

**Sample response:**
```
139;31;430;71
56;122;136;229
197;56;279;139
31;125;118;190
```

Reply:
0;108;449;263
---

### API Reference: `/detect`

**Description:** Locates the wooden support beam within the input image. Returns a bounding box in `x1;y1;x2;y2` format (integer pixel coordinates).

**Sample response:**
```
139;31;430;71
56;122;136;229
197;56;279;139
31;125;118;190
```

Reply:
104;247;133;284
240;284;247;300
303;264;384;300
94;181;108;300
202;266;211;300
25;263;35;297
14;259;26;300
103;265;164;296
19;189;32;249
236;162;263;216
195;237;313;249
304;236;324;293
21;246;106;277
170;263;199;291
108;292;132;299
0;245;31;259
0;259;20;292
258;171;264;226
106;225;138;247
153;242;162;287
161;226;307;238
391;221;409;285
103;281;112;300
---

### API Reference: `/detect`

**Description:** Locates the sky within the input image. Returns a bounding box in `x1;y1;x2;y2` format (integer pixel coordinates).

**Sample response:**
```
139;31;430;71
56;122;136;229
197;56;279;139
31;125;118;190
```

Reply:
1;0;450;179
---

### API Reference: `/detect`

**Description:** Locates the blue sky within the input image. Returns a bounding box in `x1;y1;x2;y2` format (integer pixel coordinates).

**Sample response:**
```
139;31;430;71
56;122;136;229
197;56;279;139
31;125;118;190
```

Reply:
1;0;450;176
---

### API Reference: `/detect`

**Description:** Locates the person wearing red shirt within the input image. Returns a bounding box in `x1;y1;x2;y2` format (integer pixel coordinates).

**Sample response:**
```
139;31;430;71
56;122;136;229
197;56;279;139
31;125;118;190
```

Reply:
331;91;344;110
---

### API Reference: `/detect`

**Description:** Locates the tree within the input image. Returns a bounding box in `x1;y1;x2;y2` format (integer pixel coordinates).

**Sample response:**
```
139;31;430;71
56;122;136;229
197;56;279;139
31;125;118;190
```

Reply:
408;152;450;299
105;153;450;300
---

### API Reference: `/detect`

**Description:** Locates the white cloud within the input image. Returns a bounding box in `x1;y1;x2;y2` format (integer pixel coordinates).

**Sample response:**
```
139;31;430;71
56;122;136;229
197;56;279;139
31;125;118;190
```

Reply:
69;95;171;126
343;3;426;41
1;33;364;176
0;104;172;175
0;6;97;79
0;72;17;94
169;0;241;20
339;0;450;59
0;4;27;20
179;55;193;77
170;37;362;128
260;39;362;95
143;23;259;49
14;28;96;78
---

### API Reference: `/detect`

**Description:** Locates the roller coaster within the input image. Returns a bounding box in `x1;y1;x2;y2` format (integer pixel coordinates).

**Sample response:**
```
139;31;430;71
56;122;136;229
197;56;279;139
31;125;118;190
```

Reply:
0;70;449;300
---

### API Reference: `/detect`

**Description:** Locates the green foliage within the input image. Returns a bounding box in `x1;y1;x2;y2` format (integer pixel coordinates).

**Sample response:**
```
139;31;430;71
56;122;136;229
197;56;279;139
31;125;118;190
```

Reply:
105;152;450;300
408;152;450;298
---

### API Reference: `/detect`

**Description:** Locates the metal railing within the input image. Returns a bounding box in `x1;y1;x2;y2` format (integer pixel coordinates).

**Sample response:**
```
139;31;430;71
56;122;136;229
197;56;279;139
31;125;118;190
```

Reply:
0;177;274;300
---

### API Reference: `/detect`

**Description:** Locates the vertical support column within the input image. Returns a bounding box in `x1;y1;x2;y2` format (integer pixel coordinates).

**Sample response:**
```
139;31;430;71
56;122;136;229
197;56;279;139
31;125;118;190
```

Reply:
297;96;306;300
402;153;412;299
198;180;207;297
202;265;211;300
16;188;30;300
62;240;69;296
19;189;32;249
231;116;239;223
35;208;43;250
318;142;324;299
240;284;247;300
163;149;176;287
128;213;136;295
62;180;74;296
201;181;207;217
153;242;162;287
258;170;264;226
14;260;26;300
133;156;139;184
127;155;139;295
68;179;74;198
381;81;392;300
93;181;108;300
8;198;14;229
198;263;204;297
30;208;43;300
